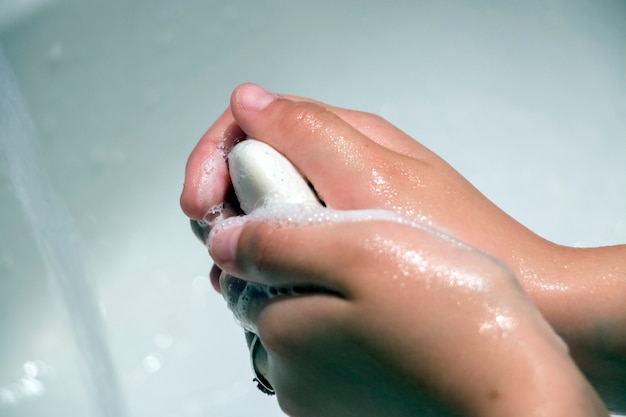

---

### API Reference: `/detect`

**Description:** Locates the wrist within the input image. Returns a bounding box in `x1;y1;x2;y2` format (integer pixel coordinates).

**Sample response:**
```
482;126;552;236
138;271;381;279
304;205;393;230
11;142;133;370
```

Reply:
514;242;626;350
465;320;608;417
524;243;626;412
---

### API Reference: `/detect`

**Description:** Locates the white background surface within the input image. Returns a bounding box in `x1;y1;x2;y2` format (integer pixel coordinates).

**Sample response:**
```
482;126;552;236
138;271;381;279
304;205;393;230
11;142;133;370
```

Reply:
1;1;624;416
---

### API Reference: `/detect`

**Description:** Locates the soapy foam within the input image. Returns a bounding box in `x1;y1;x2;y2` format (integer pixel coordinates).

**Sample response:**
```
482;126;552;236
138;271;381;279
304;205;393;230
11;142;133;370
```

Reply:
197;142;231;218
225;274;338;334
210;200;454;247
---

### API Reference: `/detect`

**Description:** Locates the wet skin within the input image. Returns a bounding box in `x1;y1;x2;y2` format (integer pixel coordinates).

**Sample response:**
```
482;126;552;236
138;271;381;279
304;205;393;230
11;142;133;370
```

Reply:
181;83;625;416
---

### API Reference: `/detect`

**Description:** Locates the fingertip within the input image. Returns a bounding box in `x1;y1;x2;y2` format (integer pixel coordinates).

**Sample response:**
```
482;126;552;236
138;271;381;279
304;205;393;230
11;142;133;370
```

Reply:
231;82;277;113
180;151;231;220
180;108;244;220
179;185;203;219
208;217;246;271
210;264;223;294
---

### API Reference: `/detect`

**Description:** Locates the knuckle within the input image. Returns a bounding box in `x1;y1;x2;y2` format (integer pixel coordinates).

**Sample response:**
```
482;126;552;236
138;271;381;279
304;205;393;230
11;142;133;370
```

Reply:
278;101;335;137
257;319;292;356
238;222;278;275
362;110;388;125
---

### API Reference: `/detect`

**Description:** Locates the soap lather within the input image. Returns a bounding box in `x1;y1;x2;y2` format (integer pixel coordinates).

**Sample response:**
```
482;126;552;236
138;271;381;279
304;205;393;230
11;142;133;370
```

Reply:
190;137;321;241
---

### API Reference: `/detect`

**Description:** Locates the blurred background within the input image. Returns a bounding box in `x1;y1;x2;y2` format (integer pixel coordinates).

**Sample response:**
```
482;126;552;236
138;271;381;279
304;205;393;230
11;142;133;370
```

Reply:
0;1;624;416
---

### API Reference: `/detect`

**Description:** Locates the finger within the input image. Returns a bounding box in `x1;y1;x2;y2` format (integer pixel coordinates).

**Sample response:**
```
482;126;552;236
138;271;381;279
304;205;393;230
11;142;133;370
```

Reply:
208;208;519;306
229;83;407;209
279;93;427;159
180;108;244;220
208;213;371;362
208;213;374;294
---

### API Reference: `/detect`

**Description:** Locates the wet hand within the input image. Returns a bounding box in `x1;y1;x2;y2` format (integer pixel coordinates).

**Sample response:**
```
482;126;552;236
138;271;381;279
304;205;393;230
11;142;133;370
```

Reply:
180;83;548;287
208;209;606;417
180;83;624;414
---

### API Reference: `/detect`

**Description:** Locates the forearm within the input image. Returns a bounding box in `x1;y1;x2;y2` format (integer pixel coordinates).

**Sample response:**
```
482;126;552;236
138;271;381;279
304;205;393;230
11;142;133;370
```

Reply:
453;195;626;411
467;329;608;417
540;244;626;412
542;244;626;350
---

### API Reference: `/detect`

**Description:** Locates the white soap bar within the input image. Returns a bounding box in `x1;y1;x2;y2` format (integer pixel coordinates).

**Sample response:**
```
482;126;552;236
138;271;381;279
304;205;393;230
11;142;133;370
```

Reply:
228;139;320;213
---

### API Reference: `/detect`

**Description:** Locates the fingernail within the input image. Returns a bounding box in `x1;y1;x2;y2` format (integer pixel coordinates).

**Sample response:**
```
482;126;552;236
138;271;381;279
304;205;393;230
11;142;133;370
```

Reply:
208;217;245;269
238;83;276;111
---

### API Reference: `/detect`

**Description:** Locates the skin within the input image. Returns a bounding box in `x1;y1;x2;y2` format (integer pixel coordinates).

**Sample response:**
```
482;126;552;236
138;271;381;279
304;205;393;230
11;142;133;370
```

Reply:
180;83;626;416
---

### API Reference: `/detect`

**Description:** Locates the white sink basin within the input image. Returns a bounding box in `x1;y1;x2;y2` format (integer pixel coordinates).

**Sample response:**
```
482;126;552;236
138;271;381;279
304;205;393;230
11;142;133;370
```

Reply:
1;1;624;416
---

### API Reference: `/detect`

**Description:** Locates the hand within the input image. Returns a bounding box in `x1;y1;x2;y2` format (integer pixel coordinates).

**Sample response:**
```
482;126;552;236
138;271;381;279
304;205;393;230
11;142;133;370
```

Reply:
181;84;540;264
208;208;606;417
181;83;564;300
180;83;625;413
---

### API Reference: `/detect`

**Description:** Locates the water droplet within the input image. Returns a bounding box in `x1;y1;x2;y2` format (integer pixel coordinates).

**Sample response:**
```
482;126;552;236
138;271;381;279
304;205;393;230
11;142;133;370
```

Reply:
23;361;39;379
142;354;161;374
20;378;44;396
22;360;48;380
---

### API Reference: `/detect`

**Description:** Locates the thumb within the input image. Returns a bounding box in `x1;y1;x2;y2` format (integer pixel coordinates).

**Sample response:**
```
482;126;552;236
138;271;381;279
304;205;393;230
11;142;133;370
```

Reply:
206;204;441;297
207;208;368;295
